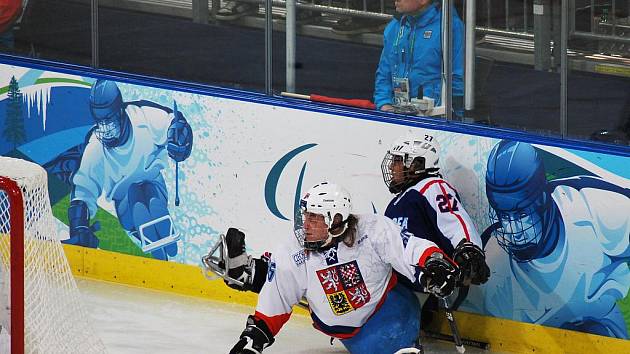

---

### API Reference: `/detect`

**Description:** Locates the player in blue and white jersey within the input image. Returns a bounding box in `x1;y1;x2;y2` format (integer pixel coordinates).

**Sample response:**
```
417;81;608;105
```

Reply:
380;132;490;324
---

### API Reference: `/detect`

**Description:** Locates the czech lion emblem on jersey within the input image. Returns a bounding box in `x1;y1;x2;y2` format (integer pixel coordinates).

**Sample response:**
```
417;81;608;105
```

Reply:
316;260;371;315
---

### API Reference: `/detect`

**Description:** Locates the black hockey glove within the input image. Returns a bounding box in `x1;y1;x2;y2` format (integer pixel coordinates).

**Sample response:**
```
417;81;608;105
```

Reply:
222;228;269;293
229;315;275;354
420;252;459;298
453;240;490;286
222;228;252;291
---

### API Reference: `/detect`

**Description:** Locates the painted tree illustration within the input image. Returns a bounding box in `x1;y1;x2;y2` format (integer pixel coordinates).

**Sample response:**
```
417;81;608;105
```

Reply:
3;76;25;151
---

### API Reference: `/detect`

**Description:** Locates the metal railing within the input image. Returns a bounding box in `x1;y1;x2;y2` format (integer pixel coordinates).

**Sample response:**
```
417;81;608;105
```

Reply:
89;0;630;134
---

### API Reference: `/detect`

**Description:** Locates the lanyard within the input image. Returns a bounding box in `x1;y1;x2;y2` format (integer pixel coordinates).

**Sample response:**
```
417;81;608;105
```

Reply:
393;16;416;78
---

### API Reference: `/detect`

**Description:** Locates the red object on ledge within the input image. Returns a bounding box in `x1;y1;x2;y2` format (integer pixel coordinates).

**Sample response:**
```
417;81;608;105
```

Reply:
282;92;376;110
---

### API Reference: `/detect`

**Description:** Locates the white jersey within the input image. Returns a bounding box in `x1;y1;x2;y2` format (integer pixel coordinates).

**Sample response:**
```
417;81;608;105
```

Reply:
468;184;630;334
72;104;173;217
254;213;441;338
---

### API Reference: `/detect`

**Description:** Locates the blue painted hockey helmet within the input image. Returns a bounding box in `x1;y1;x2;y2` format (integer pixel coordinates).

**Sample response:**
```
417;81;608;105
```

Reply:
485;141;550;261
89;79;128;148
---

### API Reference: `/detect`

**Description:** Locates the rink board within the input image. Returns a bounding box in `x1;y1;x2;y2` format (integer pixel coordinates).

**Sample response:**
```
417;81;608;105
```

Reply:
63;244;630;354
0;61;629;353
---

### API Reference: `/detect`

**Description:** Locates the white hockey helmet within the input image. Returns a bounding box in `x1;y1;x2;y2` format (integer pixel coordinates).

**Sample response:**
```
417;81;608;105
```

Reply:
294;182;352;251
381;131;441;193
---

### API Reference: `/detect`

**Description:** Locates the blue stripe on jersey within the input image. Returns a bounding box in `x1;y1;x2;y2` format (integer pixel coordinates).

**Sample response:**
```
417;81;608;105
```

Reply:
310;311;359;337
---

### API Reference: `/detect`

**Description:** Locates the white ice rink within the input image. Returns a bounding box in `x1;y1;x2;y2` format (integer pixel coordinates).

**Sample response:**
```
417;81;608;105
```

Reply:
77;278;496;354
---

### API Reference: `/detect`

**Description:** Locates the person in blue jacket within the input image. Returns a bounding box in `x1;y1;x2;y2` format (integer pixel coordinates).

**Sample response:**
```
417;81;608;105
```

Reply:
374;0;464;113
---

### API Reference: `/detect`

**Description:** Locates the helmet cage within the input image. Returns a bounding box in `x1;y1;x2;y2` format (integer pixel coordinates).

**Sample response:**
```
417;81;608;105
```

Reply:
294;202;349;251
94;113;123;148
381;152;430;193
294;204;324;251
89;80;125;148
489;202;545;262
382;134;440;194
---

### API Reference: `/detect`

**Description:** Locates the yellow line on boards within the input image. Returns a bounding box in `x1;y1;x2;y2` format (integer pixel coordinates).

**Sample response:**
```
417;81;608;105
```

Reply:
429;309;630;354
63;245;630;353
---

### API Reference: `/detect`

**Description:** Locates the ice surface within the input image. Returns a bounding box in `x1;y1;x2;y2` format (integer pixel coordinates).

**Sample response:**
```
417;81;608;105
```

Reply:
77;278;497;354
79;279;346;354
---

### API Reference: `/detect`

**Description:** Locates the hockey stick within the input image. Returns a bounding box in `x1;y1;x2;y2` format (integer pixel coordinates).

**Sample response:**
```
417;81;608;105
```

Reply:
422;290;489;350
172;100;181;206
175;161;180;206
423;330;489;350
442;297;465;353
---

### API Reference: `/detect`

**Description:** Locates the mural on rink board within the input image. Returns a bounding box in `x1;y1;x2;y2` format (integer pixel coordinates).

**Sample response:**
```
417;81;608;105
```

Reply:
0;65;629;339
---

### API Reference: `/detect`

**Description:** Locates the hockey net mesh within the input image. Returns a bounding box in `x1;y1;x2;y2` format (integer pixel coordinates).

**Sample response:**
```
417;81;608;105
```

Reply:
0;156;106;353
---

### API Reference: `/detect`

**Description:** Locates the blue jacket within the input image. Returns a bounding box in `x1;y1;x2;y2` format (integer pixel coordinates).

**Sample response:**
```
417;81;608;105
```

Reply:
374;4;464;109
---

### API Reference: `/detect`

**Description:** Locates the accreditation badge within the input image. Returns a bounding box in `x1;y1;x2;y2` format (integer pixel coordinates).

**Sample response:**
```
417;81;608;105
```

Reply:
392;76;410;105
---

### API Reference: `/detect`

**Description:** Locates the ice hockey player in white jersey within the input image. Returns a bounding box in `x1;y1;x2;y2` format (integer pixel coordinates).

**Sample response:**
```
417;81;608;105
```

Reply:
227;182;459;354
66;79;193;260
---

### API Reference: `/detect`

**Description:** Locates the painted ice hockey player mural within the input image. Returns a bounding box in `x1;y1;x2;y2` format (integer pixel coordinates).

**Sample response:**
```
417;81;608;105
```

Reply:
64;79;193;260
474;140;630;338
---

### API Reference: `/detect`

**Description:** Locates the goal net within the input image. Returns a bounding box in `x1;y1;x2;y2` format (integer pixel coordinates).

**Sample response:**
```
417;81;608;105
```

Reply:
0;156;105;353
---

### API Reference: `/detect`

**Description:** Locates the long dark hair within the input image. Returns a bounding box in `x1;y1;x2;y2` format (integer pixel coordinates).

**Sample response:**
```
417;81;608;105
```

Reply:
340;214;359;247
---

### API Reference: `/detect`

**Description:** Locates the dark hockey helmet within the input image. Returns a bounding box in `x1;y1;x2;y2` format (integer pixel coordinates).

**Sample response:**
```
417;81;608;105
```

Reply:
89;79;128;148
485;140;550;261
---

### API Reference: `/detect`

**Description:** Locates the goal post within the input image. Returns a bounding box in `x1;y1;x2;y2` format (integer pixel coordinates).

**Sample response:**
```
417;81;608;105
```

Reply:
0;156;105;354
0;174;24;353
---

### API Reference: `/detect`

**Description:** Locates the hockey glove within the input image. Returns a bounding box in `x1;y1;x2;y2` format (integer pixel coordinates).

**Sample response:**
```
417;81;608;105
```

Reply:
167;110;193;162
222;228;269;293
229;315;275;354
64;199;100;249
420;251;459;298
453;240;490;286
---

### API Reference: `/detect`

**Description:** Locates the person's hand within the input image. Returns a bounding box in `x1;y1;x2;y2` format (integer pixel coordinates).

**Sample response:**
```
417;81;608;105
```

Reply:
68;225;100;249
229;315;275;354
167;111;193;162
420;252;459;298
65;199;100;248
222;228;253;291
453;240;490;286
380;104;395;112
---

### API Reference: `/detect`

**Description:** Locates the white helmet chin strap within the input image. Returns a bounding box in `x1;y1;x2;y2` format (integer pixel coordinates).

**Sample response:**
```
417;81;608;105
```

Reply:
321;218;349;248
320;235;335;249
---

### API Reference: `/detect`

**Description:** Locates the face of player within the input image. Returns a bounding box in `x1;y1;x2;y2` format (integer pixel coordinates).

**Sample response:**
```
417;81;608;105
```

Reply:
495;206;544;250
390;155;406;185
395;0;431;14
95;115;122;148
303;212;329;242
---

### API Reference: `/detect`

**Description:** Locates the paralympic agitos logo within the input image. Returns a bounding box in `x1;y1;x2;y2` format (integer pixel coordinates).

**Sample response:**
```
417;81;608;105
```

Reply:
264;143;317;221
